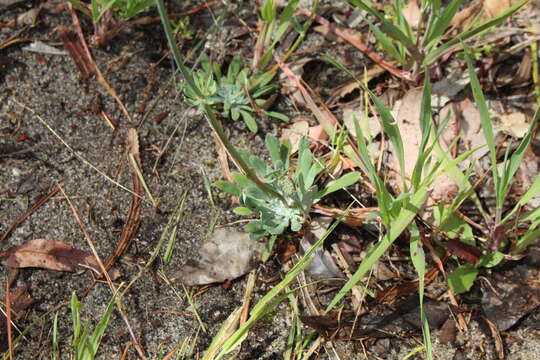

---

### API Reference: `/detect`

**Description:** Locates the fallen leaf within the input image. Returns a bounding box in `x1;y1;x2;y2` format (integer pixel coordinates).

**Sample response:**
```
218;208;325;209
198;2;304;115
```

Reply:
392;88;457;204
17;7;40;26
483;0;518;19
2;239;119;279
175;227;264;286
496;112;529;138
301;217;344;281
443;239;482;264
22;41;68;56
0;0;24;9
342;105;381;139
281;120;309;153
403;0;421;27
451;1;483;29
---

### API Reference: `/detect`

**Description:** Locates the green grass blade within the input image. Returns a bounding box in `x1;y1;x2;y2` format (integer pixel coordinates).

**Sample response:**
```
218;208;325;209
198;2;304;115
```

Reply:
314;172;360;200
410;222;433;360
411;73;434;189
350;0;419;59
499;108;540;205
367;89;407;191
369;23;405;65
424;0;529;66
424;0;463;49
502;170;540;224
465;49;500;209
163;191;188;264
216;217;343;357
87;292;117;358
326;187;428;311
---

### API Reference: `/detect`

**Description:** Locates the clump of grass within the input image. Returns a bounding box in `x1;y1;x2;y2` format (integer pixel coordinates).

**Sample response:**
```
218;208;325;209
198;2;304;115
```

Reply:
70;292;116;360
352;0;529;78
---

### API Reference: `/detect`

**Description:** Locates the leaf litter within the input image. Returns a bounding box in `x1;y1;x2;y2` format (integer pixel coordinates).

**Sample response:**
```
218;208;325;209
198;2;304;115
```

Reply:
2;1;540;359
174;227;263;286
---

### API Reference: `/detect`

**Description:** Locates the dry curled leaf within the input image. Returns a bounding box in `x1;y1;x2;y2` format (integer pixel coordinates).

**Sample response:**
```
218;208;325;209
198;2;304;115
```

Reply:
175;227;263;286
1;239;119;279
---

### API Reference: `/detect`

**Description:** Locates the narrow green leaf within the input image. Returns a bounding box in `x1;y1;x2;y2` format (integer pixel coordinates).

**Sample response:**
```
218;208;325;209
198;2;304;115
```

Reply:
370;23;405;65
424;0;529;66
87;293;116;358
240;110;257;133
367;89;407;190
465;50;500;208
410;222;433;360
424;0;463;49
326;187;428;311
315;172;360;200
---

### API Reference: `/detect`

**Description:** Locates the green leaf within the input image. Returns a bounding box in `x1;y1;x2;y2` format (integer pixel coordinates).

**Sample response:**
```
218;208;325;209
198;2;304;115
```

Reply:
326;186;428;311
369;23;404;65
477;251;505;268
367;88;407;190
499;107;540;206
424;0;463;49
87;293;116;358
240;110;258;133
465;50;500;209
424;0;529;66
215;181;241;196
448;263;478;294
410;222;433;360
265;111;290;122
261;0;276;21
265;134;281;165
315;172;360;200
234;207;254;216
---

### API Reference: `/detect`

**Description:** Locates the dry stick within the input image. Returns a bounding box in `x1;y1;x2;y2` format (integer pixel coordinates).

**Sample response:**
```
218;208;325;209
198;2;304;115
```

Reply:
58;185;147;360
239;271;257;326
5;280;13;360
66;3;132;123
0;185;60;244
82;129;143;296
13;99;143;201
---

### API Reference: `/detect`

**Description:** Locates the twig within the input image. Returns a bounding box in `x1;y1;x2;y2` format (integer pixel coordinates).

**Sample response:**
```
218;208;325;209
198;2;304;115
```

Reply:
58;184;147;360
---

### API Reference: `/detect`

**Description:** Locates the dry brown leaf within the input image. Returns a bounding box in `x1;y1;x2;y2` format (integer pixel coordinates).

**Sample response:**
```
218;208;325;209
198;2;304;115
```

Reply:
2;239;118;279
16;7;40;25
451;1;483;29
302;217;344;281
496;112;529;138
403;0;421;27
281;120;310;153
483;0;518;19
174;227;263;286
342;105;381;139
392;88;457;205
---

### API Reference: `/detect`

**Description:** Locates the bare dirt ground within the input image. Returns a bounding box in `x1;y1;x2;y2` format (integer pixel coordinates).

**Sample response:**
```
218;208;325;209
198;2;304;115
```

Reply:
1;1;539;359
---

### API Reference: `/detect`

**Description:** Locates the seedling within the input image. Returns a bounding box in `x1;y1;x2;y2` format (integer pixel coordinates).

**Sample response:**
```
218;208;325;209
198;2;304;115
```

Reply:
70;292;116;360
182;56;288;132
216;135;360;239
